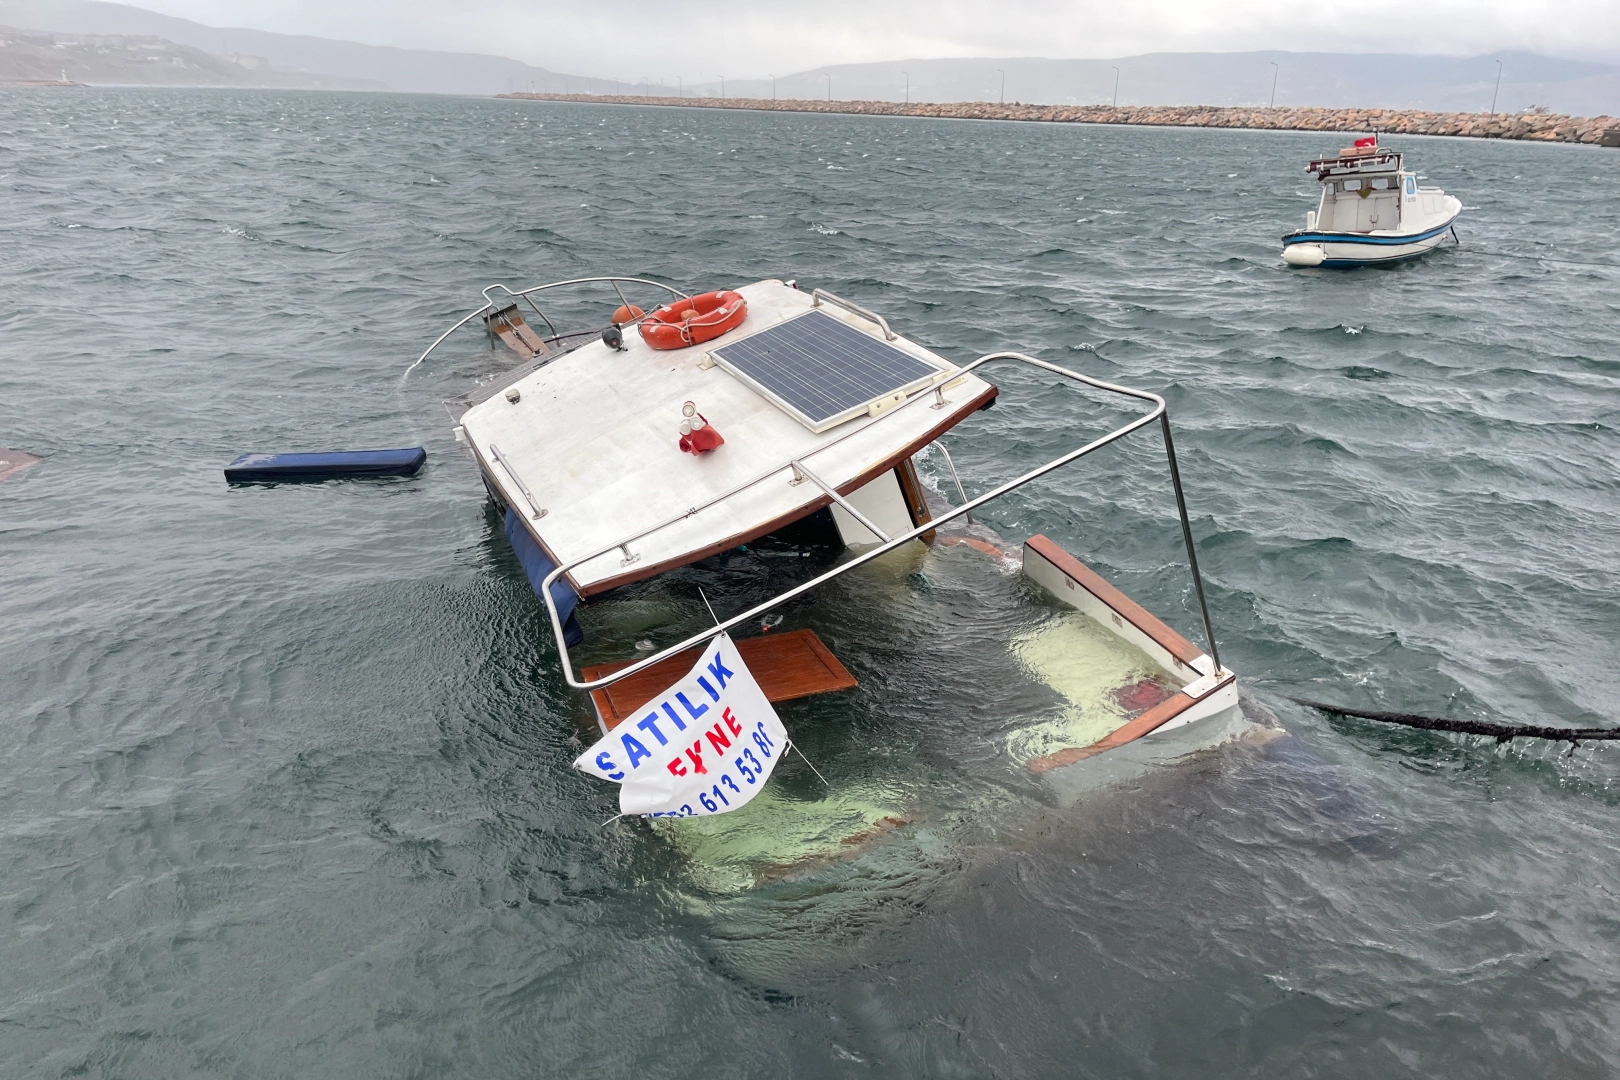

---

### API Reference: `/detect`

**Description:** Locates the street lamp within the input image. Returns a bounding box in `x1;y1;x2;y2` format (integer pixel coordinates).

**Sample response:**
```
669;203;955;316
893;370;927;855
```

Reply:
770;74;776;100
997;68;1005;104
1268;61;1278;109
677;76;683;98
1490;59;1503;115
1110;65;1119;107
719;75;725;98
825;72;831;101
902;70;909;104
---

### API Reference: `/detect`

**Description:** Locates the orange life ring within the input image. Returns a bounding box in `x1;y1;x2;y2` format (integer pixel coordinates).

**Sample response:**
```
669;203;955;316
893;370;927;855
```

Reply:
638;290;747;350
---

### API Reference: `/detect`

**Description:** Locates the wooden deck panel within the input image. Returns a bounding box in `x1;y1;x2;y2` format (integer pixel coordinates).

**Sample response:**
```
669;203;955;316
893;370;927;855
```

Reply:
583;628;858;730
488;309;549;358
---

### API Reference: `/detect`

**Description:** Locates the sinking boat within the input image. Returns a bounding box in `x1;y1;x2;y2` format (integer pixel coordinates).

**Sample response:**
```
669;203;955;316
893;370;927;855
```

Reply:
1281;136;1461;268
415;275;1244;836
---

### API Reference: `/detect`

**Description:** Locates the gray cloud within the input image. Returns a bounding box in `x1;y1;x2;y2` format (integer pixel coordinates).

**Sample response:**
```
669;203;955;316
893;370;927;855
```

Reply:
131;0;1620;75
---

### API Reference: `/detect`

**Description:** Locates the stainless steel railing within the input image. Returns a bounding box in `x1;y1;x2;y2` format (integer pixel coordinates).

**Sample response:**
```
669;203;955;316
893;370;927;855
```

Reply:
536;350;1224;690
402;276;689;380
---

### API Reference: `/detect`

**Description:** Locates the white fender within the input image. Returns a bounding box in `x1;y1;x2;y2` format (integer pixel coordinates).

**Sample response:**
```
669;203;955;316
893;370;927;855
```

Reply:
1283;244;1327;267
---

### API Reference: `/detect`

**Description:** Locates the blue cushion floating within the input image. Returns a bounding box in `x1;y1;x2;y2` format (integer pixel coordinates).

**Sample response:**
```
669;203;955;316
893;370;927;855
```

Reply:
224;447;427;483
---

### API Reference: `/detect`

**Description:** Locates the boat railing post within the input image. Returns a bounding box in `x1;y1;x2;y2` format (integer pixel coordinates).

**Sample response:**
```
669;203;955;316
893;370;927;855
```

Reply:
791;459;892;542
930;440;970;524
809;289;897;340
522;293;561;342
1158;412;1222;674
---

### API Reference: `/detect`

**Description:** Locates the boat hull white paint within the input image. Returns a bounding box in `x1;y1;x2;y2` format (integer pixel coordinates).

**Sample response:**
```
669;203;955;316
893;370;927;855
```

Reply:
1282;214;1458;268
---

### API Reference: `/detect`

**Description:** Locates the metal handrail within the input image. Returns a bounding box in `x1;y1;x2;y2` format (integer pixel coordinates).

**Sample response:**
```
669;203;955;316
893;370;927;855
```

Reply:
811;288;897;340
791;458;891;542
929;440;970;522
402;276;690;380
536;351;1224;690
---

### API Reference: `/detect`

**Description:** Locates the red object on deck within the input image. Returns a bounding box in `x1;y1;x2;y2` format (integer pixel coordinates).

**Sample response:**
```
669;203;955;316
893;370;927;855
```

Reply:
678;413;724;455
1354;135;1377;148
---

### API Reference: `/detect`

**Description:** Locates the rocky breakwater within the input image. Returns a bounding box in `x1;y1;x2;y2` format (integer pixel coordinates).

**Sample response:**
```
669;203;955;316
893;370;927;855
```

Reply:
497;93;1619;146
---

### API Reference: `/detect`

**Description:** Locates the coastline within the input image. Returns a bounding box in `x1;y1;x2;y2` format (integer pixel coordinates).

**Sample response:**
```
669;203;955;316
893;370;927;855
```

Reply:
496;93;1618;145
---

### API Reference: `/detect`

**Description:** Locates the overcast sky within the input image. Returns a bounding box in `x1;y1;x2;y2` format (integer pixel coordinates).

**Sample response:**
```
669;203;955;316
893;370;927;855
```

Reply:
128;0;1620;76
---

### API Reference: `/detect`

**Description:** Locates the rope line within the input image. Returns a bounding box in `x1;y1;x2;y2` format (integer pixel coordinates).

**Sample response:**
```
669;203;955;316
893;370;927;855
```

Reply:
1289;697;1620;745
1458;246;1620;270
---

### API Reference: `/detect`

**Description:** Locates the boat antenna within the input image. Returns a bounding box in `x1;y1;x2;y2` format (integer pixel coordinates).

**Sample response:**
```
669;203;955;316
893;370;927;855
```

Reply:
788;741;830;787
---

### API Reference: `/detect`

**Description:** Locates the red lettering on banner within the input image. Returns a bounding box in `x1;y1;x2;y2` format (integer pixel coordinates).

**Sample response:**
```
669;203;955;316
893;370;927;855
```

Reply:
684;741;707;775
722;707;742;737
705;722;732;756
666;757;687;777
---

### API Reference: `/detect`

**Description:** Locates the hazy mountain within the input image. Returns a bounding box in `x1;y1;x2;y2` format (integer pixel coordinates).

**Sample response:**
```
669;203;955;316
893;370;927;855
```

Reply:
0;26;383;88
699;52;1620;117
0;0;580;93
0;0;1615;115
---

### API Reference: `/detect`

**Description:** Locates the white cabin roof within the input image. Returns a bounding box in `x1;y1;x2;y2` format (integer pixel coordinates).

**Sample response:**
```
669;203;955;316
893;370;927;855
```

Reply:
459;279;997;596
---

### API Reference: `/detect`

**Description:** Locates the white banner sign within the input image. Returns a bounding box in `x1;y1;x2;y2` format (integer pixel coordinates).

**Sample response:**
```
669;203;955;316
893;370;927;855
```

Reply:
574;633;787;818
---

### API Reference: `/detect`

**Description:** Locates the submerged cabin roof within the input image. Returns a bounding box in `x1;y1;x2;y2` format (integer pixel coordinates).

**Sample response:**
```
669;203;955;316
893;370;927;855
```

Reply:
459;278;997;597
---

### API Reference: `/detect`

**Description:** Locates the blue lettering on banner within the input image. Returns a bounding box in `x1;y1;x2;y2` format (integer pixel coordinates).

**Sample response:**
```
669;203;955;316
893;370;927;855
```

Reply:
706;652;734;689
573;633;789;817
660;701;688;733
621;731;651;769
636;712;669;746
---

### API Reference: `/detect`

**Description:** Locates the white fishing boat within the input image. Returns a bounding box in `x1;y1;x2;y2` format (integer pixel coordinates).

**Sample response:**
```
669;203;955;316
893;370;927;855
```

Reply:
413;275;1246;827
1281;136;1461;268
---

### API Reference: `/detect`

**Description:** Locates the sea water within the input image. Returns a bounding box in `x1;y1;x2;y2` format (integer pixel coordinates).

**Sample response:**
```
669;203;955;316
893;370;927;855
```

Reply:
2;88;1619;1077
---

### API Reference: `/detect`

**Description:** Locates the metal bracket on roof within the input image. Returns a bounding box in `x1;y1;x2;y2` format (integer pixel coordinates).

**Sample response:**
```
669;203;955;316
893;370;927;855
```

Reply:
810;288;897;341
619;543;640;567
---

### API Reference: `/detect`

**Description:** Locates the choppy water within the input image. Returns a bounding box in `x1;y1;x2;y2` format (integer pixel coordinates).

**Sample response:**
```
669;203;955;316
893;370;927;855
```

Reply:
3;88;1619;1077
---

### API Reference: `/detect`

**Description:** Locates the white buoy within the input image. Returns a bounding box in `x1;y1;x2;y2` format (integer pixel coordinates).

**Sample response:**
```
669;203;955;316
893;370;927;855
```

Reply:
1283;244;1327;267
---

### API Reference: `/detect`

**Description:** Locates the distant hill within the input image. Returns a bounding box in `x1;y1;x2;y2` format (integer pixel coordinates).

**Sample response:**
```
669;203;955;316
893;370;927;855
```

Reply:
710;53;1620;118
0;0;572;93
0;0;1615;116
0;26;382;88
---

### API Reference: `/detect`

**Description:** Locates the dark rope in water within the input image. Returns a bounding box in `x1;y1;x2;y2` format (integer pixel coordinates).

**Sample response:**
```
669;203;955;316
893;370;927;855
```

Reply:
1457;245;1620;270
1288;698;1620;746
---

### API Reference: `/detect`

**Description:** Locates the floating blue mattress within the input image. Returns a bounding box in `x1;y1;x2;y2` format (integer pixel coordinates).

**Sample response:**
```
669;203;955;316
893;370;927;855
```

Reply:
504;508;584;646
224;447;427;483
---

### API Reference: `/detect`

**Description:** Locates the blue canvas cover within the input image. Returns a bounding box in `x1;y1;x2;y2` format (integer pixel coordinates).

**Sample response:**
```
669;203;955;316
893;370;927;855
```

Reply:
224;447;426;482
504;508;584;646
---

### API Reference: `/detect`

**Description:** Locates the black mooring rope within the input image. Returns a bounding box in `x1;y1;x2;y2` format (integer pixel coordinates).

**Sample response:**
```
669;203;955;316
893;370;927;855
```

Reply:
1288;698;1620;746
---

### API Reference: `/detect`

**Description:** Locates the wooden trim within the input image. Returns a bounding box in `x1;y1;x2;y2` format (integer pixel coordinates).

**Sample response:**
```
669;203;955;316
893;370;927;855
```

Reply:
893;457;936;545
1024;534;1204;668
1024;673;1236;774
574;382;998;597
583;628;858;729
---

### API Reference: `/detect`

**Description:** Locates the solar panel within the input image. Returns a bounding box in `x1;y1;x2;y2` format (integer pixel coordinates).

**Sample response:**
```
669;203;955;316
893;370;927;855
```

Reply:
709;309;944;432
